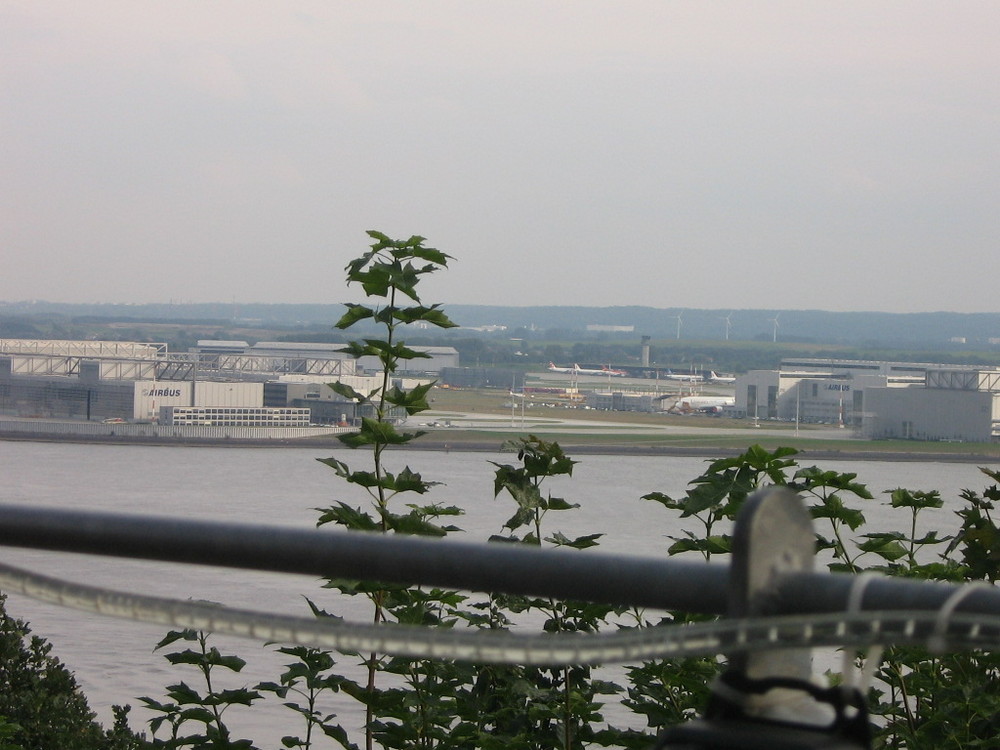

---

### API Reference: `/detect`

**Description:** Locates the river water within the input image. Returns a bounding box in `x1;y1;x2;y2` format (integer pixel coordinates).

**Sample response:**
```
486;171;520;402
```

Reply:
1;439;998;746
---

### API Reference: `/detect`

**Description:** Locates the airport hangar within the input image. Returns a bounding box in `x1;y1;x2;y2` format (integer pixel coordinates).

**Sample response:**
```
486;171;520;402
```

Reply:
0;339;457;426
735;358;1000;442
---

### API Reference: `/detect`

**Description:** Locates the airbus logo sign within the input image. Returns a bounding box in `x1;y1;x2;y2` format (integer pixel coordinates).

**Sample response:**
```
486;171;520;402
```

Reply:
141;387;183;398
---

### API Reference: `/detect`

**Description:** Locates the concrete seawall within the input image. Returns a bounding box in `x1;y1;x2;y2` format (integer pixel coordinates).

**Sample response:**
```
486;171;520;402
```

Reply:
0;418;351;442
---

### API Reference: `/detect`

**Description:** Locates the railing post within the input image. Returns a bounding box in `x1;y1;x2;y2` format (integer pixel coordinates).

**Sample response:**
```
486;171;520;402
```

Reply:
657;490;869;748
729;485;815;681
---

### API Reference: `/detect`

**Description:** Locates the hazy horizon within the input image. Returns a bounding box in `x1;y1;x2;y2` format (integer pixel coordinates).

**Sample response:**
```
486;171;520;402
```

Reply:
8;296;1000;321
3;3;998;313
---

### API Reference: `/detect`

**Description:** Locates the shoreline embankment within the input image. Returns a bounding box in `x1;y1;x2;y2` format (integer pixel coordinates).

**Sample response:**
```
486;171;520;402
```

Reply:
3;427;999;465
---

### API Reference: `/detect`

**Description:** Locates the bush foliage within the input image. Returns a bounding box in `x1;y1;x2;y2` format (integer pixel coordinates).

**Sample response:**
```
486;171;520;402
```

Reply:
0;594;143;749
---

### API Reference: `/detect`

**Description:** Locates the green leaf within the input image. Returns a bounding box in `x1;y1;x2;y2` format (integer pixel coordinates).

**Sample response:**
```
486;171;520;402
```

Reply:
383;510;454;537
392;304;458;329
384;382;435;415
387;343;432;361
545;532;603;549
337;340;380;359
210;653;249;673
328;381;366;403
316;456;351;478
354;267;393;298
176;706;215;723
544;496;580;512
912;531;950;545
809;493;866;530
888;487;943;510
641;491;684;511
334;303;374;330
336;430;371;449
154;629;198;650
388;466;438;493
679;484;728;517
214;688;261;706
857;535;908;562
166;681;204;704
164;649;208;667
357;416;395;442
337;417;424;449
315;502;381;531
407;244;452;266
503;505;535;531
254;681;289;698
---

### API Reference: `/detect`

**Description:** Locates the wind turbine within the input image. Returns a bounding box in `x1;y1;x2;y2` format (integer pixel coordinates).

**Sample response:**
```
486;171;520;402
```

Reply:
720;312;733;341
672;311;683;340
768;313;780;343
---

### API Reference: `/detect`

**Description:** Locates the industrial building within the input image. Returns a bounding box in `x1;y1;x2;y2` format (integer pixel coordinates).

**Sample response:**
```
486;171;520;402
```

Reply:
863;369;1000;442
0;338;443;429
133;381;264;421
735;358;1000;442
189;341;459;375
585;391;664;412
364;345;457;374
162;406;311;427
263;375;408;425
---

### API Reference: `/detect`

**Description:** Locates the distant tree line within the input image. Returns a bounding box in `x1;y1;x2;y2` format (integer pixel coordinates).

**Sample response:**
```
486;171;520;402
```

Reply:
5;310;1000;379
5;301;1000;348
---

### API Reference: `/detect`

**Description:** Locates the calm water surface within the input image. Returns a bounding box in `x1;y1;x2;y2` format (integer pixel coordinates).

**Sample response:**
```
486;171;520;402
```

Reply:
2;440;997;745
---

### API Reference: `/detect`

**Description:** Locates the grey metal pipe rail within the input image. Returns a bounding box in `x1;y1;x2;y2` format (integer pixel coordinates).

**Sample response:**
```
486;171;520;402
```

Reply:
776;570;1000;619
0;504;729;614
1;501;1000;623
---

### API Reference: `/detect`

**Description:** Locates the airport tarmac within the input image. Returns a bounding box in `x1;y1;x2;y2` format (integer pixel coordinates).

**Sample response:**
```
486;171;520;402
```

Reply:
416;409;855;441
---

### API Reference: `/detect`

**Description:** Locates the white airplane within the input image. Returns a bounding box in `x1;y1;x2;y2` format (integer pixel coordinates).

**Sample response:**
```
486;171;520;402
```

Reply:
548;362;625;377
670;395;735;414
709;371;737;384
548;362;577;374
663;369;702;383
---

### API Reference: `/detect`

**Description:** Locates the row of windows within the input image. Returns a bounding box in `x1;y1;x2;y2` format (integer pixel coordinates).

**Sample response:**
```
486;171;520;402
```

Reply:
169;408;307;415
163;407;311;427
163;406;309;416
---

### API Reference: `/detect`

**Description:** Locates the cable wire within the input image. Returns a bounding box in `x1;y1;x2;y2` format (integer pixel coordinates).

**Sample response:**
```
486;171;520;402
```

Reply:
3;562;1000;666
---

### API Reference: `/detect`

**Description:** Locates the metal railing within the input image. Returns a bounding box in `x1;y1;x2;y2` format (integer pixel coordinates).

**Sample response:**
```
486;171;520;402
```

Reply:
2;488;999;747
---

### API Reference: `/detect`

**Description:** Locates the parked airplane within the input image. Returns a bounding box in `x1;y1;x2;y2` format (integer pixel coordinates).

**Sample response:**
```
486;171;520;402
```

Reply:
670;395;736;414
709;370;737;384
547;362;577;374
548;362;626;376
663;369;702;383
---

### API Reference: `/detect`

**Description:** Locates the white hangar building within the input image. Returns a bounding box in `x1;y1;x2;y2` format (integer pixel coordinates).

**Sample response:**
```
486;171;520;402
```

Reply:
133;380;263;422
0;338;436;426
863;369;1000;443
735;358;1000;442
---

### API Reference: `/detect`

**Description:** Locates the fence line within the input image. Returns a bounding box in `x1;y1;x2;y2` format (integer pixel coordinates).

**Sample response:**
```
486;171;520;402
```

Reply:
0;418;349;441
1;502;998;627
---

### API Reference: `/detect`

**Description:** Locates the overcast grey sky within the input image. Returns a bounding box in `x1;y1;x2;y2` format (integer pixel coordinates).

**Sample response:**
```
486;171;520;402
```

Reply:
2;2;998;312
